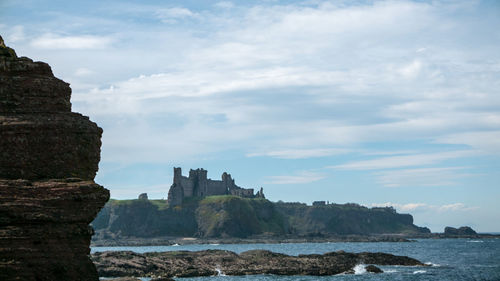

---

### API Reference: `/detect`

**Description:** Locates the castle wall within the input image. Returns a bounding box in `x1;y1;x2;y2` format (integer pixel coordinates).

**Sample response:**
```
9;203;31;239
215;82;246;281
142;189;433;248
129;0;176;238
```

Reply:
179;177;194;197
230;188;254;198
206;180;228;196
168;167;264;205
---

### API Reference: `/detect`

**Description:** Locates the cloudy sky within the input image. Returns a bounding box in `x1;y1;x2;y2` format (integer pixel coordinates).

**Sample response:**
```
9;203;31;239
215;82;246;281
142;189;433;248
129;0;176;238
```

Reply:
1;0;499;232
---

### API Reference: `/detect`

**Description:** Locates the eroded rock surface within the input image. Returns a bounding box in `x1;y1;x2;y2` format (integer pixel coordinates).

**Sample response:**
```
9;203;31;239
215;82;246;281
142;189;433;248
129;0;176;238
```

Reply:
92;249;426;278
0;37;102;180
0;36;109;280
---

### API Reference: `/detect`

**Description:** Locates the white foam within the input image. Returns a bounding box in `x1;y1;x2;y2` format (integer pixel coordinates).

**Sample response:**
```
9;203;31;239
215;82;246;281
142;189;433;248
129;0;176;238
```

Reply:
353;264;367;274
385;269;398;273
467;240;483;243
210;243;220;246
425;262;440;267
215;267;226;276
413;270;427;274
172;243;180;247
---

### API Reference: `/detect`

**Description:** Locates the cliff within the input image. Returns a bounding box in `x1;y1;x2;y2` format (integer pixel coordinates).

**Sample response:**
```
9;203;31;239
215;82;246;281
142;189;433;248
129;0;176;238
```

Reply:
0;36;109;280
92;195;429;241
276;202;429;235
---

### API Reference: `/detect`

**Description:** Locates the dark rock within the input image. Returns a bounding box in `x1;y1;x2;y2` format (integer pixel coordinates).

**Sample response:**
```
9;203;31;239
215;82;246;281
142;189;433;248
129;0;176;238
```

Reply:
365;265;383;273
0;38;109;280
0;41;102;180
151;278;176;281
138;193;149;200
92;249;425;278
444;226;477;236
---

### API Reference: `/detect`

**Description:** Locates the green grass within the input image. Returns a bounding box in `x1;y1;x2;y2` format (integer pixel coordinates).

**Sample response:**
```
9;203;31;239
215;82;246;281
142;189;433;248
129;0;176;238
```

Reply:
149;200;169;210
107;198;169;210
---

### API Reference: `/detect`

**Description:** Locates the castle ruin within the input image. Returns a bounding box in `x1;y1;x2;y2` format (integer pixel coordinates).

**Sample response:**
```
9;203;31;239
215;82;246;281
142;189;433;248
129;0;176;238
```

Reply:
167;167;264;206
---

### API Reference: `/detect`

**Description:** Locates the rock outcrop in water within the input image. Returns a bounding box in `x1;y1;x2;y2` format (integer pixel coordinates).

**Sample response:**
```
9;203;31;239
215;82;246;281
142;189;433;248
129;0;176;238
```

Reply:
0;36;109;281
92;249;426;278
444;226;478;237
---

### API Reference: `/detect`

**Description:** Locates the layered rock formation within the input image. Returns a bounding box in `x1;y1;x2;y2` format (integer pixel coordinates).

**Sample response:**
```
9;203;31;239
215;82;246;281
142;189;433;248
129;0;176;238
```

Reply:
92;249;426;278
0;36;109;280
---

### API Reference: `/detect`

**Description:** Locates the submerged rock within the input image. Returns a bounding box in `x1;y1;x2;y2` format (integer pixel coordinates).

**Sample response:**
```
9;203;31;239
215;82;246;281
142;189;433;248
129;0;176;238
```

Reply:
92;249;425;278
0;37;109;280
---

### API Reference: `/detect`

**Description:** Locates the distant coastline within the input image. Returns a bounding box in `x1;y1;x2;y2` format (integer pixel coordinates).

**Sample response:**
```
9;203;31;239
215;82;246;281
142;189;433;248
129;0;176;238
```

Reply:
91;232;500;247
91;193;497;247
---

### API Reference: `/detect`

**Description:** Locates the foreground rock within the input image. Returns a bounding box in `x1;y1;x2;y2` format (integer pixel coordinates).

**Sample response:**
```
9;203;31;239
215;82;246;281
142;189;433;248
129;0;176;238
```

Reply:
92;249;426;278
0;36;109;280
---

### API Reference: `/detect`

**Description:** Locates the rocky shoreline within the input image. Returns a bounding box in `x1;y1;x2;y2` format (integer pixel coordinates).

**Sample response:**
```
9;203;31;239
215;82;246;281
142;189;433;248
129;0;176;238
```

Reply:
91;232;500;247
92;234;413;247
92;249;427;278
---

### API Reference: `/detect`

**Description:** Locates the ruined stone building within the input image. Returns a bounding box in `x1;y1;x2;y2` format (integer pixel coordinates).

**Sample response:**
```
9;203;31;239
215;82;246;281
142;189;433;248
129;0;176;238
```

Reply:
167;167;264;206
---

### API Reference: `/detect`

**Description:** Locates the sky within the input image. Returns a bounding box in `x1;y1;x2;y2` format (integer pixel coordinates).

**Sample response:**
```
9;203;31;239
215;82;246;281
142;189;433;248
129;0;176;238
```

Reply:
1;0;499;232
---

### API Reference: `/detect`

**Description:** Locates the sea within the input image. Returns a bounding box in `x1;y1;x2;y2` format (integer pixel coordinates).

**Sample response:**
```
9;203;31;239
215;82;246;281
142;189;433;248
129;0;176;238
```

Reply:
93;238;500;281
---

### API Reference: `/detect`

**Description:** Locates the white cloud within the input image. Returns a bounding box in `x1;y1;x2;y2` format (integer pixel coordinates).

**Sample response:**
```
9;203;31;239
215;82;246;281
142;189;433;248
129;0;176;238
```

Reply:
436;131;500;154
74;67;93;77
265;171;326;185
373;166;471;187
5;25;25;42
215;2;234;9
439;203;478;212
371;202;478;213
399;59;423;79
31;34;112;49
155;7;198;23
11;0;499;173
332;151;475;171
247;148;349;159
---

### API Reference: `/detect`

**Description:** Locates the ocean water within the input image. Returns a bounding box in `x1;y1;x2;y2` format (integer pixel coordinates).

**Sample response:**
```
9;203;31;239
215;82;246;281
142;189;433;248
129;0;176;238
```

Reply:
93;238;500;281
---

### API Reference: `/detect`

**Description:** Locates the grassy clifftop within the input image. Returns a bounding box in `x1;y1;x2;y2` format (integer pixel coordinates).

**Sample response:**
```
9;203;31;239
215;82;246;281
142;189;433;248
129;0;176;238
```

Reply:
196;196;287;237
92;196;429;239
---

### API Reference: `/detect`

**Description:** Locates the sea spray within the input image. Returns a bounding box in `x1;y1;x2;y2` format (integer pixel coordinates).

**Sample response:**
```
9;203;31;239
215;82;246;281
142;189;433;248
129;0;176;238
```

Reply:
353;264;367;274
215;266;226;276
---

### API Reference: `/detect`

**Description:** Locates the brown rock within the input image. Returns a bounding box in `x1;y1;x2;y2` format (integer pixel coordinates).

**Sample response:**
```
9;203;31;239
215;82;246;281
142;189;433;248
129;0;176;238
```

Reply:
0;38;109;280
0;40;102;180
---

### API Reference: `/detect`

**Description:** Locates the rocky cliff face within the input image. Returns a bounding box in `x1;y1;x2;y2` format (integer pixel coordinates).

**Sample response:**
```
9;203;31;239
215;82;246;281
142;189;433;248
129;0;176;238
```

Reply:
93;195;429;240
0;36;109;280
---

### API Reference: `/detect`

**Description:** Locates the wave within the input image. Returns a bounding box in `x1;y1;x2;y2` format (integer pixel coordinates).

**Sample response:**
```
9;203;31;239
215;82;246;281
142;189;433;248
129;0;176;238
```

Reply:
353;264;367;274
425;262;440;267
215;267;226;276
413;270;427;274
467;240;484;243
